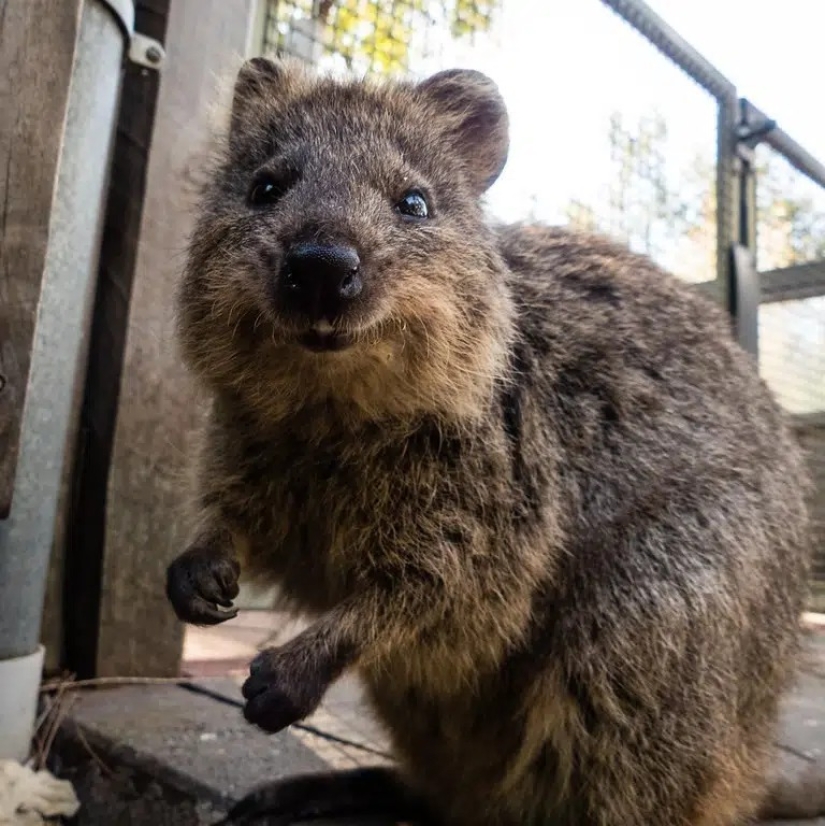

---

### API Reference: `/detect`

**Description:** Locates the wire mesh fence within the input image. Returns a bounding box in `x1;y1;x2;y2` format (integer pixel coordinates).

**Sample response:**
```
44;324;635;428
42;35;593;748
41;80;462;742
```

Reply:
260;0;499;74
756;144;825;417
561;86;718;286
756;145;825;273
760;291;825;584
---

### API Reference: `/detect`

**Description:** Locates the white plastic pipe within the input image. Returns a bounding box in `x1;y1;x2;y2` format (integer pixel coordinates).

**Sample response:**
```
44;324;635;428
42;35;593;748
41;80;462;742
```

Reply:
0;647;45;761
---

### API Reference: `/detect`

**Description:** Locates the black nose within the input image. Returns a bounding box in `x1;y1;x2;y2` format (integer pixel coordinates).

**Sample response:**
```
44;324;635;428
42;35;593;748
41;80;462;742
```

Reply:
280;243;362;320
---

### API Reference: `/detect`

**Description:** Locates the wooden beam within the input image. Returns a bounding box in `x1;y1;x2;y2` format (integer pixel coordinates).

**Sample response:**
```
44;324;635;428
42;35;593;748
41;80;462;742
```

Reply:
0;0;83;518
93;0;256;678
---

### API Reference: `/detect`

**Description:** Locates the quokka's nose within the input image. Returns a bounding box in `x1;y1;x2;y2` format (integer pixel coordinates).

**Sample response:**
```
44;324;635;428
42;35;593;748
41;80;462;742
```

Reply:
280;243;362;320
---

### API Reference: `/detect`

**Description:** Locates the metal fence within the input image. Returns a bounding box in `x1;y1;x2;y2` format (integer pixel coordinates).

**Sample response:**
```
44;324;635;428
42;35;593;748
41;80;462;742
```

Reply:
254;0;825;592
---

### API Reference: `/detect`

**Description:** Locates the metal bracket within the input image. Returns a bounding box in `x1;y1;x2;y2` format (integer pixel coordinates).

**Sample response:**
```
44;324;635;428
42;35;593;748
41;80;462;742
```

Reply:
128;33;166;70
735;99;777;163
737;119;776;147
729;245;760;357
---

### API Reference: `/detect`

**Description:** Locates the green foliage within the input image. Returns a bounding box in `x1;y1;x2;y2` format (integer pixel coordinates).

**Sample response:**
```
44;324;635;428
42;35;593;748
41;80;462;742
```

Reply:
449;0;499;39
266;0;500;75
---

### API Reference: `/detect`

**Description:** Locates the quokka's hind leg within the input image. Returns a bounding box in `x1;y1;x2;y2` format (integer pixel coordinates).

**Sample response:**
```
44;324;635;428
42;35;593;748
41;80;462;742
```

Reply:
214;766;440;826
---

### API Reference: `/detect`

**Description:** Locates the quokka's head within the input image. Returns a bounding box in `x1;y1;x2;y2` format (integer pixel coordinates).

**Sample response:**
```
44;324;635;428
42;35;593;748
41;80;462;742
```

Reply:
178;57;514;425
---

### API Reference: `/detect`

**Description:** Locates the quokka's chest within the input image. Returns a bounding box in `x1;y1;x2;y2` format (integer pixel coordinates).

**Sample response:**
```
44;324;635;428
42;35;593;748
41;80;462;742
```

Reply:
220;425;514;600
225;439;459;587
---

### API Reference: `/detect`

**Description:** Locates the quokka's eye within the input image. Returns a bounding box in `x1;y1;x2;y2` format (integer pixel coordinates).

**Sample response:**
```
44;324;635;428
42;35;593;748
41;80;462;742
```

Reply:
395;188;431;220
248;170;297;207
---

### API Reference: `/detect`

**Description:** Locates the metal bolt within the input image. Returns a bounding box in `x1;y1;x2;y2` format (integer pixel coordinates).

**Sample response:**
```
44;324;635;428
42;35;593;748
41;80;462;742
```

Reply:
145;45;162;64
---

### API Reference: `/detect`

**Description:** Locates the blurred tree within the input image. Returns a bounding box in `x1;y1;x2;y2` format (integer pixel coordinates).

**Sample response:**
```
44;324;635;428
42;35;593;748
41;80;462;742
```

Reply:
564;108;825;414
565;109;825;283
756;151;825;270
565;110;715;283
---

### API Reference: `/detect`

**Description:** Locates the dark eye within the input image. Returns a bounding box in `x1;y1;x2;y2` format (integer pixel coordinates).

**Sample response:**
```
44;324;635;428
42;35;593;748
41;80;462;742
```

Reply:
395;189;430;220
248;171;296;207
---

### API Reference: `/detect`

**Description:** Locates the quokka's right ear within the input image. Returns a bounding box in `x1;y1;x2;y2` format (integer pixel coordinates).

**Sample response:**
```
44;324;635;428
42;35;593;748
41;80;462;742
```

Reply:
417;68;509;194
229;57;289;144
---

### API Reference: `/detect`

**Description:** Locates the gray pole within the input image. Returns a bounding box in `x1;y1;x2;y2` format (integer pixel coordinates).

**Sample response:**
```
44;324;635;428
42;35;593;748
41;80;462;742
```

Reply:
0;0;133;761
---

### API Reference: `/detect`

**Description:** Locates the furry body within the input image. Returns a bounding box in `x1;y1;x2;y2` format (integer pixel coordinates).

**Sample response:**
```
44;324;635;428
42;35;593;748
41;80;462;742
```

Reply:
167;59;811;826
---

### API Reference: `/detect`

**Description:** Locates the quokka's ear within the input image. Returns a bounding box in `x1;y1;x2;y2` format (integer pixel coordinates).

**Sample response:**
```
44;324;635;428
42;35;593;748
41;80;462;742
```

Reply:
229;57;291;145
417;68;509;193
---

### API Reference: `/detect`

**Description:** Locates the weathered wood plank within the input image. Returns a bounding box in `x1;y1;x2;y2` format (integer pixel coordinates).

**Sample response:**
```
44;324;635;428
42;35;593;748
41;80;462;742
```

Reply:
0;0;83;517
94;0;256;677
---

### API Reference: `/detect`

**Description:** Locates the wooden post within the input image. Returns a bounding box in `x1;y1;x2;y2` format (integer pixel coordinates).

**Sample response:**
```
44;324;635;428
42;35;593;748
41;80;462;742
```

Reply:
89;0;256;677
0;1;84;518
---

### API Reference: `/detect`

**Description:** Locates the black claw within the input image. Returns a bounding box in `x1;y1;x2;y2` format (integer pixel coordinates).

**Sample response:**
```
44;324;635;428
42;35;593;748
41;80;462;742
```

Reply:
243;685;303;733
249;651;267;675
166;547;240;626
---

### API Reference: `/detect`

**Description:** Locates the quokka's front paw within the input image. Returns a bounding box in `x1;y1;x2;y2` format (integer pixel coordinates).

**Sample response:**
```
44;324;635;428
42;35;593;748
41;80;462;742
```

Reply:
166;544;240;626
241;647;327;734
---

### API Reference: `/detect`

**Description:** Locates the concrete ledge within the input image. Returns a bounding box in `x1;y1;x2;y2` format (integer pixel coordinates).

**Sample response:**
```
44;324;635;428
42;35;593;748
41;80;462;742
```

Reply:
49;683;368;825
47;633;825;825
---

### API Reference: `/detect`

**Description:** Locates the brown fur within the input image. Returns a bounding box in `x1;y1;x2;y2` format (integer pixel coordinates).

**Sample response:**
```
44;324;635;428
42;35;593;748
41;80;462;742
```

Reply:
166;57;812;825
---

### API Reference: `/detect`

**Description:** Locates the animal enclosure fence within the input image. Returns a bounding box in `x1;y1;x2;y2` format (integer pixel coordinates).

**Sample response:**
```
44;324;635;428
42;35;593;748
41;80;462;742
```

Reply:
258;0;497;73
254;0;825;594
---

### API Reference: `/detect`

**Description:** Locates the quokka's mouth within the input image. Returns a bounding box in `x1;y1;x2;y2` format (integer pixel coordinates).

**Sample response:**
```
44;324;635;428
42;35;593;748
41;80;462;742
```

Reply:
296;327;354;353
